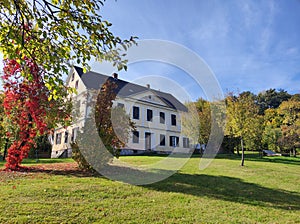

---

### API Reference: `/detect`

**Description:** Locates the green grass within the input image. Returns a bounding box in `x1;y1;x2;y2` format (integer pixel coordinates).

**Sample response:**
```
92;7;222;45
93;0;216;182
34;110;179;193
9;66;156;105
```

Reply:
0;154;299;223
0;158;74;168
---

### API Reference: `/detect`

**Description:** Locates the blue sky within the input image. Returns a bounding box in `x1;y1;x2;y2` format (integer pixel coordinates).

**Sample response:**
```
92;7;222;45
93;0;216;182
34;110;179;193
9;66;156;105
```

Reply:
95;0;300;100
1;0;300;101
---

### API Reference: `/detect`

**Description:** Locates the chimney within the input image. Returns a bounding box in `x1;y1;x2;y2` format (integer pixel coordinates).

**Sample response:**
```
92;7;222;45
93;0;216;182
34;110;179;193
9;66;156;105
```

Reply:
112;73;118;79
146;84;150;89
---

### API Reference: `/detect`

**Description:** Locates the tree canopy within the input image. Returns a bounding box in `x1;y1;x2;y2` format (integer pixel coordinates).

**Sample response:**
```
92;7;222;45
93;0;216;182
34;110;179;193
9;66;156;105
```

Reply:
193;90;299;165
257;89;291;114
0;0;137;99
0;0;136;170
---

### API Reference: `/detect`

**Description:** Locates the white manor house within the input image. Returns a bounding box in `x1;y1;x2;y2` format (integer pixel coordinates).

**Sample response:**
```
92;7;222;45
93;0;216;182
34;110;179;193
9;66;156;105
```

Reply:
51;66;191;158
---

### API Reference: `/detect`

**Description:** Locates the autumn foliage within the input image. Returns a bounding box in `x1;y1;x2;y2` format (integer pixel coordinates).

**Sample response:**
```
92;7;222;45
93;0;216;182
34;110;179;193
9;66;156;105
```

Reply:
2;57;47;169
2;55;72;170
72;79;135;170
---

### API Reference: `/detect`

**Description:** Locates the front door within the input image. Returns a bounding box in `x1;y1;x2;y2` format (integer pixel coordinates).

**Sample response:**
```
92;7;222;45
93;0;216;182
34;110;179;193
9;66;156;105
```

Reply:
145;132;151;151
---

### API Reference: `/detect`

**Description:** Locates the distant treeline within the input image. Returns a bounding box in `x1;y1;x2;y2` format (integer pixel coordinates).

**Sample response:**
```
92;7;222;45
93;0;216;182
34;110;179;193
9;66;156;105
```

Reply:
189;89;300;156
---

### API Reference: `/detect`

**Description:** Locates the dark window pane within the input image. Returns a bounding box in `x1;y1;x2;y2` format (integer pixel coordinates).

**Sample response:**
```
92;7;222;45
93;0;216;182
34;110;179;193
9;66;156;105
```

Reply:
169;136;179;147
160;134;165;146
159;112;165;124
64;131;69;144
133;106;139;119
171;114;176;126
147;109;153;121
132;131;139;143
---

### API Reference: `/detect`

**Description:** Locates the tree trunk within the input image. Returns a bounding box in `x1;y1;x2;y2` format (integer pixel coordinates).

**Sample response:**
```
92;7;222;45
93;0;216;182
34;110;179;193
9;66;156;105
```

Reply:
259;147;262;158
236;146;240;156
2;138;9;161
293;147;297;157
241;138;245;166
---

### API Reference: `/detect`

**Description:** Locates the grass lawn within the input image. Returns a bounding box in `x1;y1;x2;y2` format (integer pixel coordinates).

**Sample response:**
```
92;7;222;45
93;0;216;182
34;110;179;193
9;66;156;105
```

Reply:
0;154;299;223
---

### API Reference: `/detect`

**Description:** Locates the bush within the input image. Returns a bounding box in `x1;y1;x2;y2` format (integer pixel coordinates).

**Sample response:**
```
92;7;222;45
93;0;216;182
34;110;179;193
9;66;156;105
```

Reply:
71;142;95;171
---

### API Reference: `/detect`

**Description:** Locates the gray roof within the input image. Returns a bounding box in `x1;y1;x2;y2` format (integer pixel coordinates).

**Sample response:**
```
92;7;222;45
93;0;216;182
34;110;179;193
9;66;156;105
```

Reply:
74;66;188;112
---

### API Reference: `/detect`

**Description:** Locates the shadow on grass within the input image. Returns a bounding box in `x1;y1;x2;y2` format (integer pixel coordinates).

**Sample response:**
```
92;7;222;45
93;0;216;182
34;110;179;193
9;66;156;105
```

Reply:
145;172;300;211
28;167;99;178
3;159;299;211
29;161;299;211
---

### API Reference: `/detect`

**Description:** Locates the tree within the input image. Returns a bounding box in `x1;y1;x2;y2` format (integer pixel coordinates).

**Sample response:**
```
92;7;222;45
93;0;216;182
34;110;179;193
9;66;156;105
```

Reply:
194;98;212;146
72;79;135;170
243;113;264;155
0;1;136;169
291;94;300;102
0;0;136;100
262;108;282;152
262;126;282;152
181;102;201;149
95;80;135;157
257;89;291;114
278;125;299;157
181;98;211;152
2;56;71;170
277;99;300;157
226;92;261;166
0;92;7;160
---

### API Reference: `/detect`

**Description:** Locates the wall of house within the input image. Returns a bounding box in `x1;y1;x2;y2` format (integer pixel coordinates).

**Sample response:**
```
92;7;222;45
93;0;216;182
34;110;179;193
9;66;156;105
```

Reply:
51;68;88;158
114;93;191;153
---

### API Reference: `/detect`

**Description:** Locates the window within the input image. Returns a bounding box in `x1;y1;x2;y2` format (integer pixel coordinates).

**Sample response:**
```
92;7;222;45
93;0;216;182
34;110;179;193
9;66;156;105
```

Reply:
147;109;153;122
75;80;79;89
48;133;54;145
183;137;189;148
160;134;166;146
159;112;165;124
71;72;75;81
64;131;69;144
132;131;139;143
71;127;79;142
169;136;179;147
171;114;176;126
55;133;62;145
133;106;139;119
117;103;124;108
